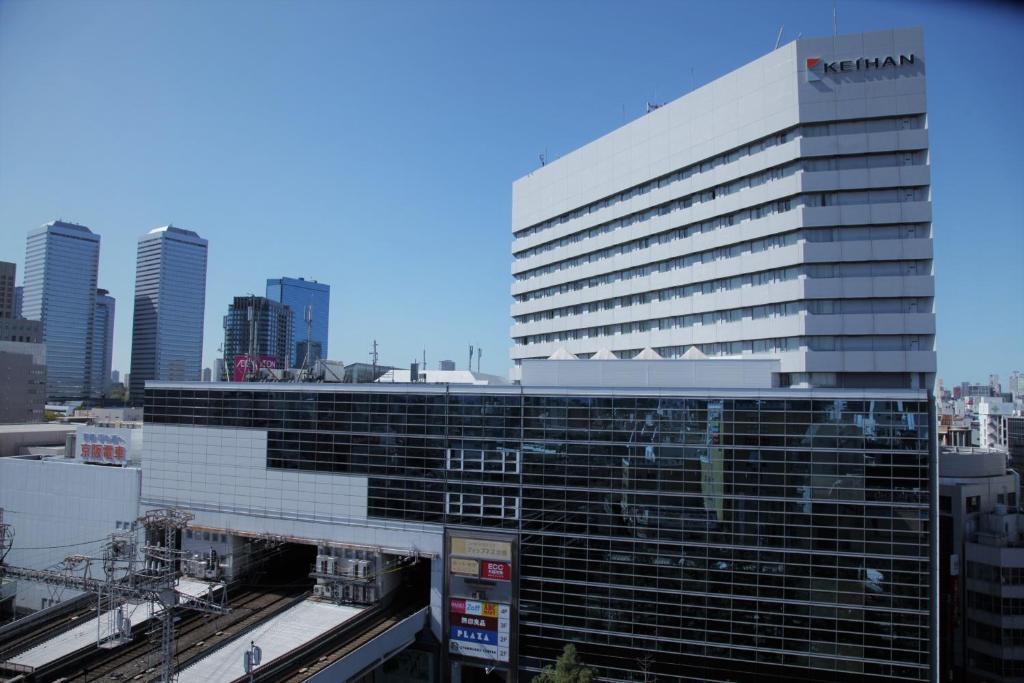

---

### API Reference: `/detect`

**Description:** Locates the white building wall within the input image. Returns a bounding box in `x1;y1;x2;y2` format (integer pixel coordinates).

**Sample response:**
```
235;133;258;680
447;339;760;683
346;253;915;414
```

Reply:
141;425;443;555
0;457;140;611
510;28;934;390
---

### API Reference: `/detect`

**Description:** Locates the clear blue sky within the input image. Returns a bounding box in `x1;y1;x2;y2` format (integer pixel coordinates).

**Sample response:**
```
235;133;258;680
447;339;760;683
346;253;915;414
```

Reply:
1;0;1021;384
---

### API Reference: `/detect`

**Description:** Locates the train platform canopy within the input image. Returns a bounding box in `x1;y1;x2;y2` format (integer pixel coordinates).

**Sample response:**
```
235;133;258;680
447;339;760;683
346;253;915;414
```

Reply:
0;578;219;674
3;601;157;672
177;599;364;682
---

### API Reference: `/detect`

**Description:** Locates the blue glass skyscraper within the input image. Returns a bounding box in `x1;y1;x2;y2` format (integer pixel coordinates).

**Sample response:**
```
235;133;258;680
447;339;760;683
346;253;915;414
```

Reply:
129;226;208;401
265;277;330;367
90;288;115;399
22;221;100;400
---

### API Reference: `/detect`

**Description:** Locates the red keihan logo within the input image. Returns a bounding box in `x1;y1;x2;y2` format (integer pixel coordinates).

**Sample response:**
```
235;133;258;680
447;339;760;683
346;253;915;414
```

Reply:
806;58;822;81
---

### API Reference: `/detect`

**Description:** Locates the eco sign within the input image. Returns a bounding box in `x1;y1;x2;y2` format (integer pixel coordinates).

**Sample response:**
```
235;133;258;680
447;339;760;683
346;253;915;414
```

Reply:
806;53;916;81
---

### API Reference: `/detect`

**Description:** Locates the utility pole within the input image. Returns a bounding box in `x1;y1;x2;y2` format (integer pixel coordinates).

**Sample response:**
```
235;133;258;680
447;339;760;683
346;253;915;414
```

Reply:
370;339;379;381
477;347;482;374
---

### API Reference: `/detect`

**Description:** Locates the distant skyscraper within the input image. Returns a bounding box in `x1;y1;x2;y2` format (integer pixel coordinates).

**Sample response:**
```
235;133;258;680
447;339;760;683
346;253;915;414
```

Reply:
111;369;120;385
223;295;293;373
22;221;100;400
439;359;456;371
13;286;23;319
129;226;208;401
90;289;115;399
202;367;212;382
265;277;330;367
0;261;15;319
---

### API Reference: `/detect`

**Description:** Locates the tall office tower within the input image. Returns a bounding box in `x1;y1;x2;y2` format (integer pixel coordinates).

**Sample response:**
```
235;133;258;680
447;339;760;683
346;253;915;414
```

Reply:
22;221;101;400
511;28;934;390
265;277;330;367
222;295;294;371
89;289;115;399
111;369;120;385
14;286;23;318
0;261;15;319
129;226;208;401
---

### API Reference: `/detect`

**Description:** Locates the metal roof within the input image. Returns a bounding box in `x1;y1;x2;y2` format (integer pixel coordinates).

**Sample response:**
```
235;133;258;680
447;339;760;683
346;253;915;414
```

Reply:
177;599;364;683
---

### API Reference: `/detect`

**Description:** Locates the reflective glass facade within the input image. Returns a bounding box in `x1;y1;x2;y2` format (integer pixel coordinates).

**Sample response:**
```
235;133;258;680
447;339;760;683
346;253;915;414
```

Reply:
89;289;115;398
144;384;934;683
265;277;330;367
222;295;293;369
22;221;100;400
129;227;208;400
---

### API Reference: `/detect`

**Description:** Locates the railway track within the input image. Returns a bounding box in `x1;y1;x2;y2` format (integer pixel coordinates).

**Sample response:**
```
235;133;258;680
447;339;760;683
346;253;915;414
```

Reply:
56;587;308;682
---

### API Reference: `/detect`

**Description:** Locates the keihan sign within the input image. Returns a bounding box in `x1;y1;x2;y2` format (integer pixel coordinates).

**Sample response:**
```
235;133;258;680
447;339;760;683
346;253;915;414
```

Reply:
806;54;916;81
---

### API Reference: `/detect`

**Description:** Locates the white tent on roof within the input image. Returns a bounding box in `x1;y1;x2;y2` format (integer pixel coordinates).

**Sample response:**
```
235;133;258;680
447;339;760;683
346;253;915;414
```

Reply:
634;347;663;360
548;347;578;360
591;348;618;360
681;346;708;359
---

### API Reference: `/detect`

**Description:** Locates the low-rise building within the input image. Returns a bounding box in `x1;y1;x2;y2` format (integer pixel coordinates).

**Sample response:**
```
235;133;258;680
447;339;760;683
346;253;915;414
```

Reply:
939;447;1022;681
0;341;47;424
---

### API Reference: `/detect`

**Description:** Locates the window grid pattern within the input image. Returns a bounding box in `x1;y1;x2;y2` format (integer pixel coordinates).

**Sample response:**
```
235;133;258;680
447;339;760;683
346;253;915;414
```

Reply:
144;388;931;682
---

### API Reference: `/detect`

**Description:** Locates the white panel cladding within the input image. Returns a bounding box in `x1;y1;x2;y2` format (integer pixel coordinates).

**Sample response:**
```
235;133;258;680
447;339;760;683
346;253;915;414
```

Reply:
512;42;800;231
142;424;442;554
510;28;934;388
520;358;780;389
0;457;141;610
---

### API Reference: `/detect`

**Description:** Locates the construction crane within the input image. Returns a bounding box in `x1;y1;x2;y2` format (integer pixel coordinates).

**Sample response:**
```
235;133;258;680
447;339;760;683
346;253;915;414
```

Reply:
0;507;229;682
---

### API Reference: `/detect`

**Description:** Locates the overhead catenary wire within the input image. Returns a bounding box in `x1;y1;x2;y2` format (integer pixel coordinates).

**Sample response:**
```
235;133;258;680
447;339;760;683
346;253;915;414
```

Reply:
7;536;119;552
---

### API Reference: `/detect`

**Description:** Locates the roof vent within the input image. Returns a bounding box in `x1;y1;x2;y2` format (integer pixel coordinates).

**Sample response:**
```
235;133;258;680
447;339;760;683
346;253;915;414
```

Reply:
548;347;578;360
634;347;663;360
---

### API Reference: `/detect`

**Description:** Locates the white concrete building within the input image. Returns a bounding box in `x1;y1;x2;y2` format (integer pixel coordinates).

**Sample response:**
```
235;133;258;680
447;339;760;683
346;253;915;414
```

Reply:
0;456;141;611
978;399;1015;450
510;27;934;390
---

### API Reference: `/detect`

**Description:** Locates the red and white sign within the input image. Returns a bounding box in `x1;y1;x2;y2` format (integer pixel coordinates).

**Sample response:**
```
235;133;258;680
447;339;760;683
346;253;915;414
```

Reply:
480;561;512;581
232;355;277;382
76;426;136;466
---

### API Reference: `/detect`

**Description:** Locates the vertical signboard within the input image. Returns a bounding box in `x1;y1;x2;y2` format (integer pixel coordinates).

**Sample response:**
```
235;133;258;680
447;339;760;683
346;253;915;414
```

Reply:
446;533;516;675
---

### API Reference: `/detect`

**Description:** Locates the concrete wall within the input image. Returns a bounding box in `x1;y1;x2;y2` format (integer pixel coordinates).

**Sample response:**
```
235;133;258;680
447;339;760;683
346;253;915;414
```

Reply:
0;457;141;611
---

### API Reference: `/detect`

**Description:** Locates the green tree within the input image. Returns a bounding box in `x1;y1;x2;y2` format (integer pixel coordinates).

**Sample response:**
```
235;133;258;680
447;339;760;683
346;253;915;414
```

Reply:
532;643;594;683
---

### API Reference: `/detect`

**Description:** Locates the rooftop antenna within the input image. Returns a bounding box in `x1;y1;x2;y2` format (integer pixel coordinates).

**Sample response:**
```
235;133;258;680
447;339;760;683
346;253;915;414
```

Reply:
539;149;546;167
774;25;785;50
300;303;313;371
370;339;379;379
477;347;482;374
468;344;474;372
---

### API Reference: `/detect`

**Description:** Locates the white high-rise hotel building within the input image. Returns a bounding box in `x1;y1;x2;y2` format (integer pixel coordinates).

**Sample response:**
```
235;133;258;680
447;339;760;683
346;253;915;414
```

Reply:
511;27;935;390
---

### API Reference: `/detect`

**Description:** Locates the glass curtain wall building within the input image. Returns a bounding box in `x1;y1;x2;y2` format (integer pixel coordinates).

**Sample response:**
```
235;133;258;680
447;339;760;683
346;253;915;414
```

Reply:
129;226;208;401
144;382;935;683
21;220;100;400
265;277;330;367
509;27;935;390
222;295;294;369
90;289;115;399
